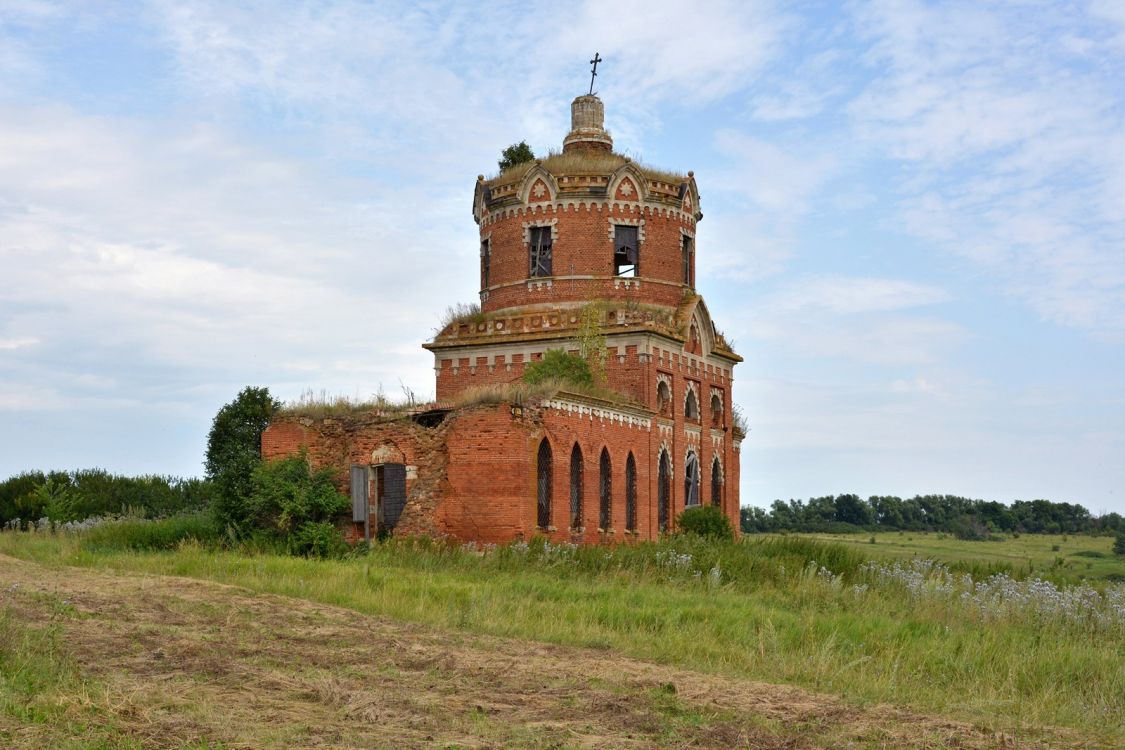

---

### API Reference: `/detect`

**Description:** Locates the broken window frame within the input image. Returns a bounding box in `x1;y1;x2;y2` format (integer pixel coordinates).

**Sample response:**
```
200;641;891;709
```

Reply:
529;226;553;278
656;380;672;417
684;451;701;508
613;224;639;277
710;392;724;428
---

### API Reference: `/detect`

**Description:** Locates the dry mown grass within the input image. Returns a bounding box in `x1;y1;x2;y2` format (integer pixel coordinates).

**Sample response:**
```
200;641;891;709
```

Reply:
0;554;1068;750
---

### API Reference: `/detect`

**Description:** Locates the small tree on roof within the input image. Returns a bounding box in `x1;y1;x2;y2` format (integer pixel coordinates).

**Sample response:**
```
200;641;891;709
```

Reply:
498;141;535;172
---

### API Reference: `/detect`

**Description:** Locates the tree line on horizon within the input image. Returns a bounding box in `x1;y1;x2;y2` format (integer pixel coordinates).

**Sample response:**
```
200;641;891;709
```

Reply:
740;494;1124;538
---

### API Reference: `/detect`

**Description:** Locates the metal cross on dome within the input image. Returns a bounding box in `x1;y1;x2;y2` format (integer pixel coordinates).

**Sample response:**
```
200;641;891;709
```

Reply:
588;52;602;95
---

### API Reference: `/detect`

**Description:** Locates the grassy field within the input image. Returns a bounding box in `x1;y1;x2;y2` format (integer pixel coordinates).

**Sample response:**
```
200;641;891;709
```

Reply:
1;529;1123;748
802;531;1125;583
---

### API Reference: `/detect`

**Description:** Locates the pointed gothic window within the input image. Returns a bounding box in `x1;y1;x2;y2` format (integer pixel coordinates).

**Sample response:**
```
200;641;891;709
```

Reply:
710;392;723;428
536;439;552;528
625;452;637;532
569;443;584;529
711;456;723;507
685;451;701;507
613;225;639;277
598;448;612;530
658;450;671;533
529;226;553;278
685;387;700;422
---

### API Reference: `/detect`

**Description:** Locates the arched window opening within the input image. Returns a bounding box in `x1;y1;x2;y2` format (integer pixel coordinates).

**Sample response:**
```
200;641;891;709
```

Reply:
569;443;584;529
685;388;700;422
657;380;672;417
625;453;637;532
711;456;722;507
536;439;552;529
684;451;701;507
710;393;723;428
599;448;612;530
658;451;671;533
688;323;701;355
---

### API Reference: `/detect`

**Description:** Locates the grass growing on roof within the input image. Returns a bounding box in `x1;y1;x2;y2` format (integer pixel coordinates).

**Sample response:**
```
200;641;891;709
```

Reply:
488;149;686;186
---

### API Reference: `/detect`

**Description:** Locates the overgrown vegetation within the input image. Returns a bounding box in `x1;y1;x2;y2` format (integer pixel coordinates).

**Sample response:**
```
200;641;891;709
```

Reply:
206;385;280;533
80;511;220;552
575;300;607;386
437;301;484;331
489;148;685;185
676;505;734;541
0;469;213;528
1;530;1121;746
276;386;430;419
522;349;593;388
246;454;350;556
497;141;535;172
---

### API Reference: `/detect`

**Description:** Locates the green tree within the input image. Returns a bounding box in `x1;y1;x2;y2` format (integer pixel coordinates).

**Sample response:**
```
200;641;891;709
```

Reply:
498;141;535;172
205;386;280;533
833;493;872;527
1113;531;1125;557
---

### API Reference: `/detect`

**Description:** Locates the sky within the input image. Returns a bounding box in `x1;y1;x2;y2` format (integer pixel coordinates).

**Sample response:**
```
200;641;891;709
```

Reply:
1;0;1124;515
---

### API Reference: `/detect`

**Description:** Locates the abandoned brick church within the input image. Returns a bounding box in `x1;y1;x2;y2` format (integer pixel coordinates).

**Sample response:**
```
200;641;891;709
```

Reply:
261;91;744;545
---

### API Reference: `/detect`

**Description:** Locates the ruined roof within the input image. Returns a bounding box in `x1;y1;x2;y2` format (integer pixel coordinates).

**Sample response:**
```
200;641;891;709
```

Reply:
485;151;685;189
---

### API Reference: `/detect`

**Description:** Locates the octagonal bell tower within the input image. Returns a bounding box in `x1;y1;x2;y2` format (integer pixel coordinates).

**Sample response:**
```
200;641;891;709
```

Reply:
425;92;741;419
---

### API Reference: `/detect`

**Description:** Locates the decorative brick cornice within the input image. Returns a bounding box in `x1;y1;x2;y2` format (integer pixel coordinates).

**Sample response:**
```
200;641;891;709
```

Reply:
544;396;652;429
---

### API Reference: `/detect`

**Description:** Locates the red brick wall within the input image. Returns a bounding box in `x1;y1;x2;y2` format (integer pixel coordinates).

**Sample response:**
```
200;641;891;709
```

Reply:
479;202;695;313
260;393;739;546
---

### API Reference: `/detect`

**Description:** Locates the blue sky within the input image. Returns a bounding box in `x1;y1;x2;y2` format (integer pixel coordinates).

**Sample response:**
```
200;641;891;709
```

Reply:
2;0;1123;514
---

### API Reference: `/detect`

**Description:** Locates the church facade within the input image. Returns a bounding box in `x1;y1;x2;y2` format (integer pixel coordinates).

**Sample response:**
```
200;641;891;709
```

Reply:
261;92;744;545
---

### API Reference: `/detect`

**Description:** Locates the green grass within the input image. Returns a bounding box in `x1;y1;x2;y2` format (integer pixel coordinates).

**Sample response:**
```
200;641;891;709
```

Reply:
801;531;1125;583
0;600;144;749
79;512;221;552
1;531;1121;747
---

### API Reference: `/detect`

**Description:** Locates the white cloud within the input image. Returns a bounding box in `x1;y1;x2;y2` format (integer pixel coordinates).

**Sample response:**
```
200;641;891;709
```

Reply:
551;0;786;106
845;0;1125;336
770;275;950;314
0;337;38;350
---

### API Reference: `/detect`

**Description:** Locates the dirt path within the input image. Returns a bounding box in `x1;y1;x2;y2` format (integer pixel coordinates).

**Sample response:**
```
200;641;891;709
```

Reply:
0;554;1054;749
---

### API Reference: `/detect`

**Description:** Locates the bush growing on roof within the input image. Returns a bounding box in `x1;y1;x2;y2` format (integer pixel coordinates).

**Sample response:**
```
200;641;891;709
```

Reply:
522;349;594;389
498;141;535;172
